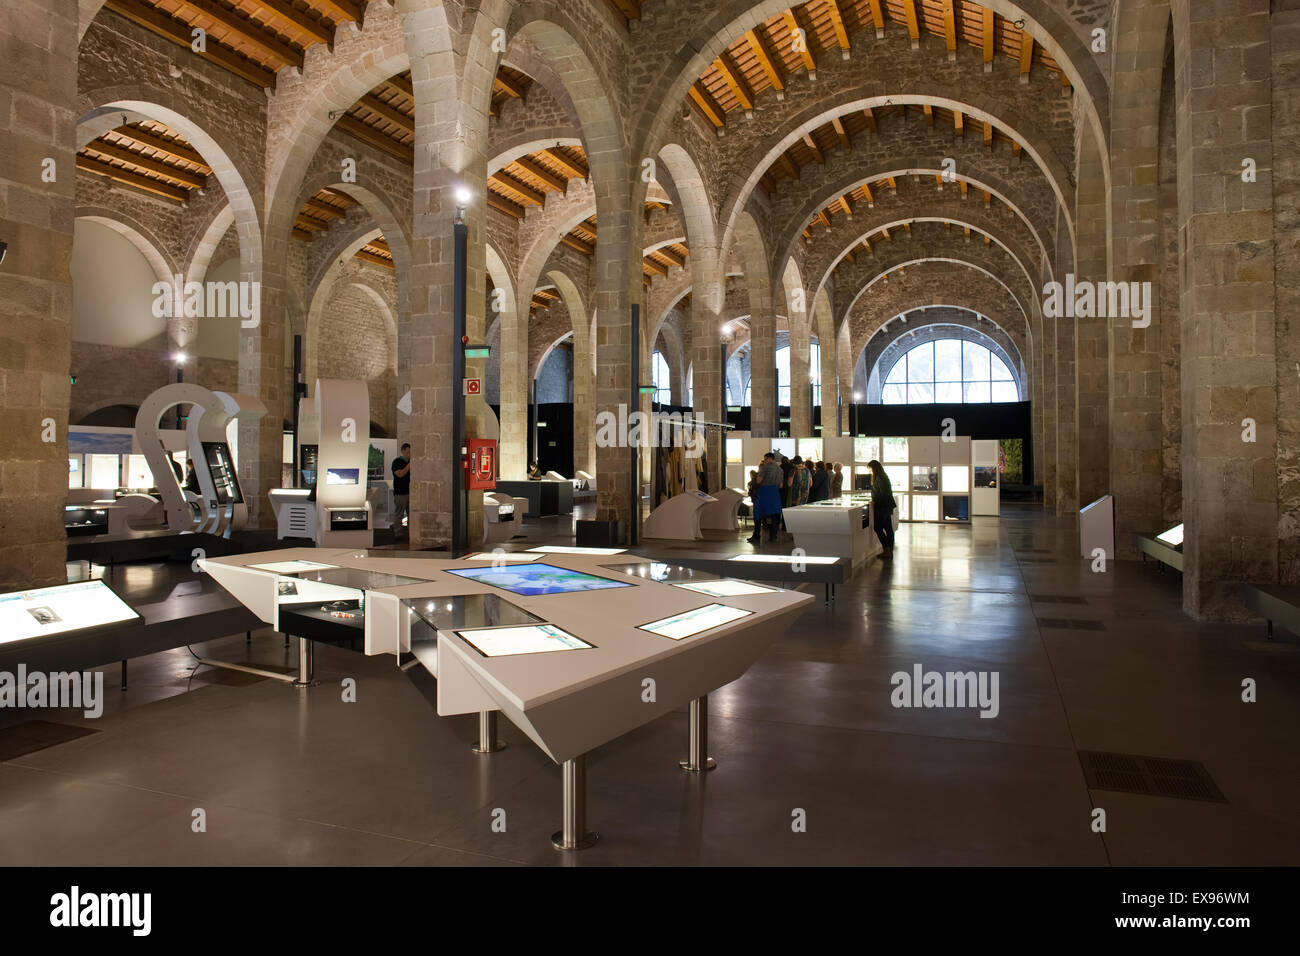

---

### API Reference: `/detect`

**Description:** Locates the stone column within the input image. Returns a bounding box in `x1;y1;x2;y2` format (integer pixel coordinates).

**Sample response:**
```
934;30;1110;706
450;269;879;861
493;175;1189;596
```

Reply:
497;291;527;479
819;331;839;437
1172;0;1277;618
0;0;77;589
748;298;777;438
788;306;811;438
593;170;636;531
1074;130;1110;508
1039;259;1058;506
1052;210;1078;515
686;254;724;491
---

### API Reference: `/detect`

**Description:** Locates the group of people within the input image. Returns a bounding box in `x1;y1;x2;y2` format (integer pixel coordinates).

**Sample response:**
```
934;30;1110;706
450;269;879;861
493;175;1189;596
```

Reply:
746;453;897;559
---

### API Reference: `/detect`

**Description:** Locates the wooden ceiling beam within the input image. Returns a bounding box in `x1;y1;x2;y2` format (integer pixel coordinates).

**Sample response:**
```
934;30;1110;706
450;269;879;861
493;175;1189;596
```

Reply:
866;0;885;38
310;0;363;27
334;114;414;162
954;110;964;136
511;155;569;192
1019;33;1035;82
860;182;874;203
825;0;851;56
782;10;817;73
688;82;725;127
102;0;276;88
607;0;642;19
900;0;920;48
294;215;328;231
292;226;313;240
984;120;994;148
941;0;958;59
715;49;755;112
302;197;345;220
176;0;304;69
359;94;414;133
643;256;669;277
561;233;595;256
385;74;415;98
491;171;546;206
256;0;333;44
778;151;799;180
541;148;589;179
836;195;852;218
82;140;207;188
487;192;525;219
76;154;188;202
657;246;687;268
802;132;825;164
494;71;529;99
862;107;876;132
982;8;995;71
745;28;786;94
923;103;933;126
355;248;395;269
830;116;851;151
110;127;209;169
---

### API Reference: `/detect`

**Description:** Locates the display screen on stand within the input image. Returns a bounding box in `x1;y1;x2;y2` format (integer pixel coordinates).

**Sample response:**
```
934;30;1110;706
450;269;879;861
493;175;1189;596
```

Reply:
202;441;243;504
0;580;139;644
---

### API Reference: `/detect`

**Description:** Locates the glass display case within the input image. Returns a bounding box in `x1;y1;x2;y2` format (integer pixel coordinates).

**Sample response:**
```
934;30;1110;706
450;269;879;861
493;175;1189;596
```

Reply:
911;466;940;492
854;437;879;463
882;437;909;462
911;495;939;522
64;506;109;537
974;466;999;489
942;466;970;494
797;438;823;462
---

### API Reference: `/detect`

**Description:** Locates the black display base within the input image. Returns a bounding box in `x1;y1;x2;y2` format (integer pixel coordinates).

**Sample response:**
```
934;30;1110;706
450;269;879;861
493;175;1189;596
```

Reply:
576;519;624;547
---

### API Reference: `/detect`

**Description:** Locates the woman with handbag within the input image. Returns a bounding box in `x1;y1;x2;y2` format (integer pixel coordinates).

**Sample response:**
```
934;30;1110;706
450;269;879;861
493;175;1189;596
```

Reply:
866;459;897;559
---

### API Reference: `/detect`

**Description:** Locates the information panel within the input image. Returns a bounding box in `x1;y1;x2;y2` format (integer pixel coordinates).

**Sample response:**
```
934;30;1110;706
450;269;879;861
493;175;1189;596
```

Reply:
248;559;339;574
202;441;243;504
455;623;594;657
461;552;542;562
0;580;139;644
1155;524;1184;547
639;603;752;641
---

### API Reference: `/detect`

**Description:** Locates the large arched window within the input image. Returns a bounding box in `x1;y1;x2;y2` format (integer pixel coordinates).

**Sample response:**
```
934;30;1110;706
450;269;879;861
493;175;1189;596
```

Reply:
651;351;671;404
685;364;693;407
882;339;1017;404
810;339;821;407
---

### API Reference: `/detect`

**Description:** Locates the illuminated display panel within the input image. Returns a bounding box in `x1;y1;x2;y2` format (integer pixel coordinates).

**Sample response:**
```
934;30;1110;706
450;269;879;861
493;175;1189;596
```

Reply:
730;554;840;565
528;546;627;555
461;552;542;562
942;466;970;494
455;623;593;657
854;437;879;463
1155;524;1184;547
726;438;742;463
912;495;939;521
882;437;908;462
249;559;338;574
673;579;777;597
446;562;633;596
639;603;752;641
0;580;139;644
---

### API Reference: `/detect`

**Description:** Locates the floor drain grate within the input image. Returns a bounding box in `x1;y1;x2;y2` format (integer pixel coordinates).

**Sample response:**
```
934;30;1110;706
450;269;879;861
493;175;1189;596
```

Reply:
1079;751;1227;803
0;720;100;761
1038;618;1106;630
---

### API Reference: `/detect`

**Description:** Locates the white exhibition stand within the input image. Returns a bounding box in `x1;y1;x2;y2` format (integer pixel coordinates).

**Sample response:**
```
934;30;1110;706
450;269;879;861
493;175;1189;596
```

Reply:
483;491;526;544
699;488;745;532
642;490;716;540
1080;494;1115;561
971;439;1000;516
201;546;812;851
782;500;879;567
314;378;373;548
269;489;315;539
574;470;596;491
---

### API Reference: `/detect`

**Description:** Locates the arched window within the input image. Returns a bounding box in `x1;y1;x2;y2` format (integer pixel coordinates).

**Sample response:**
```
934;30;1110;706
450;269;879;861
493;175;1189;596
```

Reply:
881;339;1018;404
685;364;693;407
775;346;790;406
810;339;821;407
651;351;671;405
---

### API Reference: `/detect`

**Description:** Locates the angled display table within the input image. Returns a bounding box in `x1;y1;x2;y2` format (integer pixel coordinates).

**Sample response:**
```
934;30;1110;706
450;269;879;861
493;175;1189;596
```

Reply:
201;546;812;849
782;495;879;567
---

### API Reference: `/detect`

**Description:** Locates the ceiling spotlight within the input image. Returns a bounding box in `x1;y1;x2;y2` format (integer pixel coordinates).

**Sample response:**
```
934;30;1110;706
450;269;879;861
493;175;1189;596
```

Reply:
454;186;472;205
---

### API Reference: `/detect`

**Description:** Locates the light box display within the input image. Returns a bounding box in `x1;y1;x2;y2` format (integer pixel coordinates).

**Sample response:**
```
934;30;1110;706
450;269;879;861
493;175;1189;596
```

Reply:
639;603;752;641
446;562;634;596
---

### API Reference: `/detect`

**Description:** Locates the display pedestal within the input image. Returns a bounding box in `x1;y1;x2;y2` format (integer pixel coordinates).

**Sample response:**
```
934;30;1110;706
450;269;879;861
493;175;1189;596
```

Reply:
642;491;715;540
1080;495;1115;561
782;501;878;567
576;519;623;547
699;489;744;532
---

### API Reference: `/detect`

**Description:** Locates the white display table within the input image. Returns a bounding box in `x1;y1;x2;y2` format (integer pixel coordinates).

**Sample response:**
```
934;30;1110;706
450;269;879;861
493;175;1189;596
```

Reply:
642;490;716;540
269;489;315;540
699;488;745;532
200;546;811;850
782;498;880;567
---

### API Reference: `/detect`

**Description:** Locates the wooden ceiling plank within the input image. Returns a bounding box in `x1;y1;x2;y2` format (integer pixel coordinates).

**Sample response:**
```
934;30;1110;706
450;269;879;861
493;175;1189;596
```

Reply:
802;132;825;164
901;0;920;47
491;170;546;206
643;256;668;277
487;192;525;219
688;82;726;127
825;0;851;54
83;139;207;188
1019;32;1034;81
385;73;415;98
745;28;786;92
355;248;395;269
302;197;344;220
561;234;595;256
982;8;995;69
176;0;304;69
942;0;957;57
866;0;885;37
310;0;363;27
76;154;187;202
334;113;414;161
494;70;529;99
102;0;276;88
359;93;414;133
716;49;755;112
292;226;313;240
512;155;569;192
256;0;333;44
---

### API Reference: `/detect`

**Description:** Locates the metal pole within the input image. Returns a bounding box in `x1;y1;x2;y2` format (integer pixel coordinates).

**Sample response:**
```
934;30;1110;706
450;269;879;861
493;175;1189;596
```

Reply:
470;710;506;754
452;218;468;558
679;695;717;772
120;659;127;691
291;334;302;488
629;304;640;546
292;637;317;687
551;754;599;850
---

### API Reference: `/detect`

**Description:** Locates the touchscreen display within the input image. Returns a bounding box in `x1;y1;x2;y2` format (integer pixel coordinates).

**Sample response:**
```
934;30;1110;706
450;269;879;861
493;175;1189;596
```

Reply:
249;559;338;574
202;441;243;504
461;552;542;562
0;580;139;644
1155;524;1184;547
325;468;360;486
445;562;633;596
527;546;627;555
455;623;594;657
639;603;752;641
673;580;777;597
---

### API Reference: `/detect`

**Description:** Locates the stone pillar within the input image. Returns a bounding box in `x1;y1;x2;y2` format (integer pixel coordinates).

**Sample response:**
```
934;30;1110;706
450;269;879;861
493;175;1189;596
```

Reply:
1040;259;1058;506
241;250;284;530
788;307;811;438
1052;210;1079;516
0;0;77;589
748;300;777;438
1074;130;1110;508
819;330;839;437
497;292;527;479
686;255;724;492
571;307;595;476
1108;0;1171;552
1172;0;1277;618
593;171;636;532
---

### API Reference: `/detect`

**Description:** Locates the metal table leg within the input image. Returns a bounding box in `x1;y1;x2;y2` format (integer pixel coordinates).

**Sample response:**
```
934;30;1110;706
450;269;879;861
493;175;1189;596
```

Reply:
120;659;127;691
679;695;716;772
551;754;598;850
470;710;507;753
292;637;318;688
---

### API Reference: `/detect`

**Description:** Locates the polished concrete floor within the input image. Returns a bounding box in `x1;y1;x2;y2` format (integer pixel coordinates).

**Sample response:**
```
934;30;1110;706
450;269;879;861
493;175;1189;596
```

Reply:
2;504;1299;865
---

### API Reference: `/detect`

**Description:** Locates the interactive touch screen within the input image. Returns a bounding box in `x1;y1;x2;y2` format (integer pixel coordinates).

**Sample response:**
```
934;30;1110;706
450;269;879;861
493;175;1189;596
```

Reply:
325;468;360;486
527;546;627;555
455;623;594;657
639;603;752;640
730;553;840;565
202;441;243;504
673;580;777;597
445;562;633;596
249;559;339;574
461;552;542;562
0;580;139;644
1155;524;1184;548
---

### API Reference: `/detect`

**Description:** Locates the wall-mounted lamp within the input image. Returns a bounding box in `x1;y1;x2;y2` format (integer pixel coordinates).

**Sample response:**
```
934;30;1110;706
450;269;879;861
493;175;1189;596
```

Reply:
0;240;7;264
454;186;472;225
